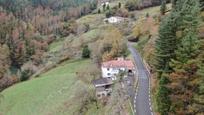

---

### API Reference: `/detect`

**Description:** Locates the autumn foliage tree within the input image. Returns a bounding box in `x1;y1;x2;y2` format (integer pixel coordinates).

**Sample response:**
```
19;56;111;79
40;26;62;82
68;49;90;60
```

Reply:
101;26;127;61
169;0;202;114
0;44;10;79
155;0;204;114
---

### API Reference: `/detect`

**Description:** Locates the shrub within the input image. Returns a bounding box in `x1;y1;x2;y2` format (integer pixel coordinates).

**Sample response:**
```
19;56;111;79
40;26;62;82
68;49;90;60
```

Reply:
132;26;141;39
106;4;110;10
21;69;32;81
103;4;106;12
115;8;129;17
82;45;90;58
98;9;101;14
118;2;121;8
130;13;136;19
125;0;138;11
146;12;149;18
105;10;115;18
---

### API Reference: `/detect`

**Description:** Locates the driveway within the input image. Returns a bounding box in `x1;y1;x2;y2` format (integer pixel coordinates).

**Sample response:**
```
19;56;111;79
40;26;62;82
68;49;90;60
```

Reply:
128;42;153;115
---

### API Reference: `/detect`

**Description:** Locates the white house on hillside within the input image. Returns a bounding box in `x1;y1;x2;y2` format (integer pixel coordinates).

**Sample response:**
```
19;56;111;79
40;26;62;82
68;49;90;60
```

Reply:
101;2;110;6
104;16;125;24
101;58;135;80
98;0;110;6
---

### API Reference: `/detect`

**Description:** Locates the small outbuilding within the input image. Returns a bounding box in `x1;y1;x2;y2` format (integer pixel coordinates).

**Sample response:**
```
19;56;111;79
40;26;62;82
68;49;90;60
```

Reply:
92;78;113;99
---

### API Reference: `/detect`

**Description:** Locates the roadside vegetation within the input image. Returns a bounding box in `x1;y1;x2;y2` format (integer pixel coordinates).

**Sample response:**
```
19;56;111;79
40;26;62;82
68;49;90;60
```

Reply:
154;0;204;114
126;0;204;115
129;0;204;115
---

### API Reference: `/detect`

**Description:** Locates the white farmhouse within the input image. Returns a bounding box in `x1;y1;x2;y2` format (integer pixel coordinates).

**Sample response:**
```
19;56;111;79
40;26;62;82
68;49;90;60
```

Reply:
101;2;110;6
98;0;110;6
101;58;135;80
104;16;125;24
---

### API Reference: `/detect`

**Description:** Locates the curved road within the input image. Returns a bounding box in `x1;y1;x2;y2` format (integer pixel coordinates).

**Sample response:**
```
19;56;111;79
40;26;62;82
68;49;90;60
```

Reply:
128;43;153;115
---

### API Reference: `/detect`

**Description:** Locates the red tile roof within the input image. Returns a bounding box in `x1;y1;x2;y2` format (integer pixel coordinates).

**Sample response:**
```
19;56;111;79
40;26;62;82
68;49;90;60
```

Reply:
102;58;135;70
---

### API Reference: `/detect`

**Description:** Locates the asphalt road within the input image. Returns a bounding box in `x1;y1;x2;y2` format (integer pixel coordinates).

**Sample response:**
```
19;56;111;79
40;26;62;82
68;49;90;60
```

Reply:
128;42;153;115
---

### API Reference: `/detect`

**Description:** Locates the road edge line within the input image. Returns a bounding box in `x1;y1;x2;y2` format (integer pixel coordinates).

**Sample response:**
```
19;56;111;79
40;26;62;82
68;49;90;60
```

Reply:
143;59;154;115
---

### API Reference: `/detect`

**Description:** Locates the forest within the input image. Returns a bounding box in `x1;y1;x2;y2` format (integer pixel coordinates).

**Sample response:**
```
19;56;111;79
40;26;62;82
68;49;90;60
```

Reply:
154;0;204;114
0;0;97;91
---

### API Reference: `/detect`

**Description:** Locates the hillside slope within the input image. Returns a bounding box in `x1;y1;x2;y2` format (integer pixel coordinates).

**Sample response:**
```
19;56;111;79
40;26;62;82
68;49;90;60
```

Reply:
0;59;96;115
0;0;95;11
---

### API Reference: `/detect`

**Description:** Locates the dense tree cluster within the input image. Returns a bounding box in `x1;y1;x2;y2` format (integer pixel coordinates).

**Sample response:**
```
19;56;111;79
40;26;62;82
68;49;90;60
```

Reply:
99;1;129;18
125;0;170;11
89;26;127;65
0;0;96;13
0;0;97;91
155;0;204;114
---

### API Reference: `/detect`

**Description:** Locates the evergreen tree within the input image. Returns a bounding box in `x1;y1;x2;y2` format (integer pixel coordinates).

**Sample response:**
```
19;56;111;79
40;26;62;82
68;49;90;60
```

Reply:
98;9;101;14
156;73;171;115
169;0;202;114
200;0;204;11
82;45;90;58
146;12;149;18
154;13;178;76
171;0;177;8
171;0;200;67
156;84;171;115
159;74;170;85
172;0;184;12
102;4;106;12
155;0;203;114
106;4;110;10
118;2;121;8
155;6;180;114
160;0;166;15
172;31;200;64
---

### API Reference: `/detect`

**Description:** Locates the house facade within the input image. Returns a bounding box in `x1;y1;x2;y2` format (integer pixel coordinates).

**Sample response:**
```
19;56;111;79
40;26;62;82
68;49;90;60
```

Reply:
101;58;135;80
104;16;125;24
98;0;110;5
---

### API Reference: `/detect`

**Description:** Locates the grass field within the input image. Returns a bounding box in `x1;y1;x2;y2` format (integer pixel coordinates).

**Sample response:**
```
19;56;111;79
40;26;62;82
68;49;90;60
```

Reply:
0;59;94;115
76;14;104;29
48;13;105;52
49;40;64;52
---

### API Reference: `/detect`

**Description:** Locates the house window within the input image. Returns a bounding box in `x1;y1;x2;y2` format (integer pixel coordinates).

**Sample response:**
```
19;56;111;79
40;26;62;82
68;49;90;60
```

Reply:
107;68;110;71
107;73;110;76
128;70;133;73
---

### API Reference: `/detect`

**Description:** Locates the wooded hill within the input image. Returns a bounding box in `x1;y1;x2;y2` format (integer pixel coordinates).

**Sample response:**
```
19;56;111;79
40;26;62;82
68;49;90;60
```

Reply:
0;0;95;12
0;0;97;91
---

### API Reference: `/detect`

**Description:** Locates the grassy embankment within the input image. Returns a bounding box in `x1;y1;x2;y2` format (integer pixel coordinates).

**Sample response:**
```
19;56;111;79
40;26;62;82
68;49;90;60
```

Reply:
0;59;95;115
0;7;107;115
